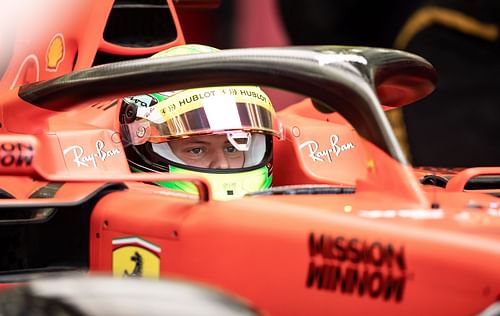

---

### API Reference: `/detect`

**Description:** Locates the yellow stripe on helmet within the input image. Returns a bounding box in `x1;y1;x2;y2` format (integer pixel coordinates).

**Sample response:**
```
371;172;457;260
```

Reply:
156;86;274;121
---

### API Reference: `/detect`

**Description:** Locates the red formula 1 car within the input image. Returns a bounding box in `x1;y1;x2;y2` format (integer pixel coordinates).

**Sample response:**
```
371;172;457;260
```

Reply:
1;1;500;316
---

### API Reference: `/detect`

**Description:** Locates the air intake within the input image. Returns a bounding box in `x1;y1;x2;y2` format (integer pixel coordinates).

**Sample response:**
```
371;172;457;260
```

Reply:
103;0;177;48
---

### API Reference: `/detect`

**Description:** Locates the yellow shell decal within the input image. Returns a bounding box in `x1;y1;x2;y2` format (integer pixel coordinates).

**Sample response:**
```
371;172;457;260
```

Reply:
112;237;161;279
46;33;65;71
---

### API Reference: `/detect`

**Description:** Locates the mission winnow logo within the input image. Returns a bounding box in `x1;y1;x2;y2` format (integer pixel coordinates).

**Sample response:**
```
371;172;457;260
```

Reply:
306;233;407;302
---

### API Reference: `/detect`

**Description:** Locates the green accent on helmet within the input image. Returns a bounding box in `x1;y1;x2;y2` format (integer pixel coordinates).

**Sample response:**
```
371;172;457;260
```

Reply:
157;164;272;201
150;92;168;102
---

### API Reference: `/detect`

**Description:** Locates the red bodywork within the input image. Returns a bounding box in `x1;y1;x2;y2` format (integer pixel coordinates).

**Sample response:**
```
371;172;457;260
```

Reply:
1;2;500;316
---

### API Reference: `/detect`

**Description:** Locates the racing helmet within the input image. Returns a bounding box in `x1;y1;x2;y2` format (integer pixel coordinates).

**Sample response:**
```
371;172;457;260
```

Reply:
119;44;280;200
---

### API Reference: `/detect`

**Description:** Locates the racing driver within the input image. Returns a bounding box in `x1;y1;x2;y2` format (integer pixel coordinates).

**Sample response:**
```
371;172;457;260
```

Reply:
119;44;281;200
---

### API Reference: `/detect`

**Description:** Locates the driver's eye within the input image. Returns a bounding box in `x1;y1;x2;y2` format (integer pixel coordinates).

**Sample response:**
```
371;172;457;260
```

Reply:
225;145;238;153
188;147;204;155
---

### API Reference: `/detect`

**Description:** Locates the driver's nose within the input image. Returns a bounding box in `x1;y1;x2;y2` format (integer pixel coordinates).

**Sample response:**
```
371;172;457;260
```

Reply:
209;150;230;169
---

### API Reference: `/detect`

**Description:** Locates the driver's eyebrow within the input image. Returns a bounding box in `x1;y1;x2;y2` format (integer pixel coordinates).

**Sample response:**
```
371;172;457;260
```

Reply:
186;140;207;144
180;140;212;146
187;140;231;144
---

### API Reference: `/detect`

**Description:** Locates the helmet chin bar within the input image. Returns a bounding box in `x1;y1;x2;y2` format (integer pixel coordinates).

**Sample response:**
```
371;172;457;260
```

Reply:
227;131;251;152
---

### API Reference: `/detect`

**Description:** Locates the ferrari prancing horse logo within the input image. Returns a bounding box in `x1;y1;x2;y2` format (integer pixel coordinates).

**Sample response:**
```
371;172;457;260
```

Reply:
112;237;161;279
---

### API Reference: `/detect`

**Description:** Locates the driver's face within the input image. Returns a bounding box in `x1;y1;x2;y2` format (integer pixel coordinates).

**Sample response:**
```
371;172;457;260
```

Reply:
169;134;245;169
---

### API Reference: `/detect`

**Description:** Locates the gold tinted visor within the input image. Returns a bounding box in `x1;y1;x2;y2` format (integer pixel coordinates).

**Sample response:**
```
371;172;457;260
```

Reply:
124;86;279;145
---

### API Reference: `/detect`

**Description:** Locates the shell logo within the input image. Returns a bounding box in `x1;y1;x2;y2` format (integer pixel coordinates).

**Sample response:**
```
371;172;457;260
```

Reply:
46;33;65;71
